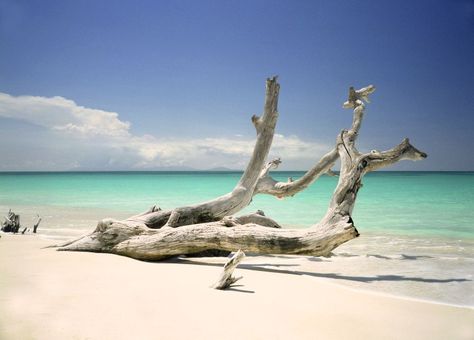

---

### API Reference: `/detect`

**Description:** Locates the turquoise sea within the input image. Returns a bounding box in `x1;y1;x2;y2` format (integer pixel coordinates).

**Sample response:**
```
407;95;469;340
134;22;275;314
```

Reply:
0;171;472;238
1;171;473;306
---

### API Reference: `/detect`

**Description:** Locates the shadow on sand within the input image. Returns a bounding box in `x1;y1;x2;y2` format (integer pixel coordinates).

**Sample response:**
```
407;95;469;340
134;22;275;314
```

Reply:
166;256;470;285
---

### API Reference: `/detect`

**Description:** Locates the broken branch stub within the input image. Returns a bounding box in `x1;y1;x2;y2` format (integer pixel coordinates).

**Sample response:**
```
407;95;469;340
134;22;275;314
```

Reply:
212;250;246;290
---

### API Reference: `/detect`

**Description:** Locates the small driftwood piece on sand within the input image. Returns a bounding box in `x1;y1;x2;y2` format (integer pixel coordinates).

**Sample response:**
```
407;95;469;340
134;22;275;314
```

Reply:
212;250;246;290
1;210;41;234
2;210;21;233
33;215;42;233
55;77;426;262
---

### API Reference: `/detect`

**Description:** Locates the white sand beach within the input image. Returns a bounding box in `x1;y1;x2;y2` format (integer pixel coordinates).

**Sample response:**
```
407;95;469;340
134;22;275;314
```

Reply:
1;233;472;340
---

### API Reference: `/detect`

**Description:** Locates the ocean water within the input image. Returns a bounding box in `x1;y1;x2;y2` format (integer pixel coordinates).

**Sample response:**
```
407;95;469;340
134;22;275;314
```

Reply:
0;171;473;306
1;171;472;237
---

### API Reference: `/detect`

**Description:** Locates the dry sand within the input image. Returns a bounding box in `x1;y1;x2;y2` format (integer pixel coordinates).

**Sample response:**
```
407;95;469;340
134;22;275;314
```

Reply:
1;233;473;340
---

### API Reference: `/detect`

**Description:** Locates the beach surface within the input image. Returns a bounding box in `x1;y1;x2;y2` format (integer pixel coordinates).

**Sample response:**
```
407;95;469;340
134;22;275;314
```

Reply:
1;234;473;340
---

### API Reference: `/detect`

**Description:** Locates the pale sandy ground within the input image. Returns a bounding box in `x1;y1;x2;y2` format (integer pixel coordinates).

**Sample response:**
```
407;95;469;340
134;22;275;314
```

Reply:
0;234;473;340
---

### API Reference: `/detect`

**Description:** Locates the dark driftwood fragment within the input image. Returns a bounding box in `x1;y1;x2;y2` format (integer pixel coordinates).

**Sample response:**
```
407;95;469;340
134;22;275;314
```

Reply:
33;216;42;233
2;210;20;233
1;211;42;235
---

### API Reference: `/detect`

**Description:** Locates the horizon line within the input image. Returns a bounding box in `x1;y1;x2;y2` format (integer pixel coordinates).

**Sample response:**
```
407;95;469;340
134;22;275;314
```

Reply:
0;170;472;173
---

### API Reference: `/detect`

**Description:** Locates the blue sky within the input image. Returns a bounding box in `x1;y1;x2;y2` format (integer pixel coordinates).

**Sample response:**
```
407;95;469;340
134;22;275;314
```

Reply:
0;0;473;170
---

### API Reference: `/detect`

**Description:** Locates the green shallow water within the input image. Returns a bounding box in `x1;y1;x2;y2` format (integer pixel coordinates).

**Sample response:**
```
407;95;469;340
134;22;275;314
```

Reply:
1;171;473;306
0;171;472;239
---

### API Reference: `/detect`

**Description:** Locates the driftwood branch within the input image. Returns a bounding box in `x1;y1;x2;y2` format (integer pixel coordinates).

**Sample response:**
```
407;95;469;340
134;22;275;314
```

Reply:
123;77;280;230
223;211;281;228
255;148;339;198
255;85;374;199
33;215;42;233
2;210;21;233
57;217;357;260
212;250;246;289
56;80;426;261
1;210;42;234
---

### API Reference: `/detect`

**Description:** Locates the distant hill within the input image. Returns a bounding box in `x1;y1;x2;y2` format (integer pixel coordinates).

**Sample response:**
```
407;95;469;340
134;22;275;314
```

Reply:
69;165;198;172
205;167;241;171
67;165;244;172
152;166;197;171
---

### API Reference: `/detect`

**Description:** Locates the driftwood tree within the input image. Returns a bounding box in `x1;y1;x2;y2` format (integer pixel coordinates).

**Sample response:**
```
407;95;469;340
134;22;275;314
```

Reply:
56;77;426;260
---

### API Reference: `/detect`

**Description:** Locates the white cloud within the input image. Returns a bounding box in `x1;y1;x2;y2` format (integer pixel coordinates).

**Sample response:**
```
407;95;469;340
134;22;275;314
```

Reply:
0;93;130;137
0;92;332;170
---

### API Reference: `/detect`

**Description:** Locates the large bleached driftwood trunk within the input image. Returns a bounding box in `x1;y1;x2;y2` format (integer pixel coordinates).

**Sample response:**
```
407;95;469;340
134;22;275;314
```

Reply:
56;78;426;260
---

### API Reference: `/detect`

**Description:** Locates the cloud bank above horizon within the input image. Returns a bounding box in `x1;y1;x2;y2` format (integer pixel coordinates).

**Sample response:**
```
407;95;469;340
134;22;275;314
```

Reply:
0;92;331;171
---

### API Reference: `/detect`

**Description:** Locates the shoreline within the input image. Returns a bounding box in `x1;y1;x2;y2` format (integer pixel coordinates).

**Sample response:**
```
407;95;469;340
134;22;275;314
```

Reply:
314;277;474;310
181;247;474;309
3;202;474;241
3;220;474;307
1;233;473;339
4;233;474;310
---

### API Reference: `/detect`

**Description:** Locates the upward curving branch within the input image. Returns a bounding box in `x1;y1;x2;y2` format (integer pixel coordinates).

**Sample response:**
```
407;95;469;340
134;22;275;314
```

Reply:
57;80;426;260
255;85;375;199
125;77;280;229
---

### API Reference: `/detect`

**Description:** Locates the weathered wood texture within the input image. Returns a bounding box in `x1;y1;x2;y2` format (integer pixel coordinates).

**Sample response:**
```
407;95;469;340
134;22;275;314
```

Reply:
125;77;281;230
2;210;20;233
212;250;246;289
1;210;42;234
33;215;42;233
57;79;426;260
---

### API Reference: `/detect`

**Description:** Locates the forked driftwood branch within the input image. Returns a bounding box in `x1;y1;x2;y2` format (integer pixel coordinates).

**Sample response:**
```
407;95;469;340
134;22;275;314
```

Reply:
55;78;426;262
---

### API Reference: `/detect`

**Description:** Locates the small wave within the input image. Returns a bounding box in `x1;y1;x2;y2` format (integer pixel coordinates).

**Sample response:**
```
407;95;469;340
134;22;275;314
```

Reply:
40;227;90;233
